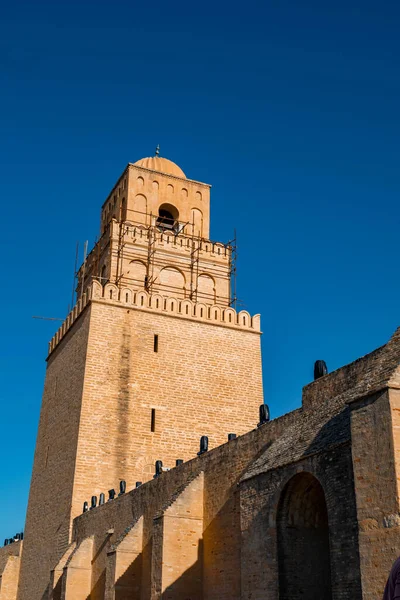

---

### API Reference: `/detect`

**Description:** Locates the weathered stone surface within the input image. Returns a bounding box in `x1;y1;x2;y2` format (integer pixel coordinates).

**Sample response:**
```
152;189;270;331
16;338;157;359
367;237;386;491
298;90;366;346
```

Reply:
9;154;400;600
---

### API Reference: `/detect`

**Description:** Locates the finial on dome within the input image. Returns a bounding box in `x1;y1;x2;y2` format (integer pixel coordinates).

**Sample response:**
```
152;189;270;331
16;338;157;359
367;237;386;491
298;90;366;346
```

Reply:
155;144;160;157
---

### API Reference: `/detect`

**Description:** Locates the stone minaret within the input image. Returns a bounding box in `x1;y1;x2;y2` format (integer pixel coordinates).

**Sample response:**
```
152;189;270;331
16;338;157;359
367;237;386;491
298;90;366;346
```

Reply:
18;153;264;599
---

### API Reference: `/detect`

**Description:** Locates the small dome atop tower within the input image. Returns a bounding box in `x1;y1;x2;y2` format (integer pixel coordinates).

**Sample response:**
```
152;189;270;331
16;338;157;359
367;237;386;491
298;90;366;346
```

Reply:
133;150;186;179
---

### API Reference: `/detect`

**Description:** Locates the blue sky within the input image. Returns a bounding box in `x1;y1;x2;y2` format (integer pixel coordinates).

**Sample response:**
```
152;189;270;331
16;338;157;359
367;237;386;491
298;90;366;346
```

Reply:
1;0;400;542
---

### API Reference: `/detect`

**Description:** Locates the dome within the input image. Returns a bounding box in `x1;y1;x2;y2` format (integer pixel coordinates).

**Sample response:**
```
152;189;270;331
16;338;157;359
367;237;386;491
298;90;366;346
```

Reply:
133;156;186;179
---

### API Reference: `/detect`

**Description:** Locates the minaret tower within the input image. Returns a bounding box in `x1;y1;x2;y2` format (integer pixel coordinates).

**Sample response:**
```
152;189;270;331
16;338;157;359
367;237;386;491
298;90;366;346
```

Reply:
18;152;264;599
77;149;231;304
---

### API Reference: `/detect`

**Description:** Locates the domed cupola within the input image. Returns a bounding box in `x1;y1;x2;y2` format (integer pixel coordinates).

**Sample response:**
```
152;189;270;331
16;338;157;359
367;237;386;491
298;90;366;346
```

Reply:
133;146;186;178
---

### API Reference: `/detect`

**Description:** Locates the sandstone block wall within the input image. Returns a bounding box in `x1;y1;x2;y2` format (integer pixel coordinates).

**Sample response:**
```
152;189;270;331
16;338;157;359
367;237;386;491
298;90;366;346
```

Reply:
18;309;92;600
0;542;22;600
67;407;300;600
70;294;263;528
60;332;400;600
350;389;400;600
240;445;362;600
19;275;263;600
61;537;93;600
105;516;143;600
152;473;204;600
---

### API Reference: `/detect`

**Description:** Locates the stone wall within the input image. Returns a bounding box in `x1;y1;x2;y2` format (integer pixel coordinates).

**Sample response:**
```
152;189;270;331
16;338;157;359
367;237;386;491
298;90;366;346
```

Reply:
15;279;400;600
0;542;22;600
59;330;400;600
18;309;92;600
19;275;263;600
240;445;362;600
65;408;300;600
349;389;400;600
69;288;263;523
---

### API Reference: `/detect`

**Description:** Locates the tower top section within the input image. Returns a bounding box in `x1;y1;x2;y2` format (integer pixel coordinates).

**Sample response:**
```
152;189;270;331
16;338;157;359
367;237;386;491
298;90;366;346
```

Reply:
99;153;211;239
76;150;235;307
133;155;186;179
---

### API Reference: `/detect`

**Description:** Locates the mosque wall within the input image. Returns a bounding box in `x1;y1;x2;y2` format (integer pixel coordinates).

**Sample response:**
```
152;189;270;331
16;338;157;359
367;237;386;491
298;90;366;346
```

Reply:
70;288;263;525
13;320;400;600
17;274;262;600
0;541;22;600
67;407;299;600
17;308;92;600
240;444;362;600
349;389;400;600
57;348;374;600
11;154;400;600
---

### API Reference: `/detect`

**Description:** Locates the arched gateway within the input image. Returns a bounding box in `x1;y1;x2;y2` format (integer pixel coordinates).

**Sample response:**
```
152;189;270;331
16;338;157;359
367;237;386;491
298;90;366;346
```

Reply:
277;472;332;600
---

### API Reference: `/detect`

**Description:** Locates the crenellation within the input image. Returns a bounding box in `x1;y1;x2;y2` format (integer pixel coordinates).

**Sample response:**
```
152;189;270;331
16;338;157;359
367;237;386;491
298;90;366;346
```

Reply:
48;281;261;357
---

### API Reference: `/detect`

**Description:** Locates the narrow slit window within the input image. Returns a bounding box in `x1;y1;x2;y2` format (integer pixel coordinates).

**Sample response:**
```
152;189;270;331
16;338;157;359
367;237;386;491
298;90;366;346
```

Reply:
151;408;156;432
154;334;159;353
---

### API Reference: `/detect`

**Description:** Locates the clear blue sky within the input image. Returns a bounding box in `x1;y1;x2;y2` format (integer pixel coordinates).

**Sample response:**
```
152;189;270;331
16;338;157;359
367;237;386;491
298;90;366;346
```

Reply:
1;0;400;543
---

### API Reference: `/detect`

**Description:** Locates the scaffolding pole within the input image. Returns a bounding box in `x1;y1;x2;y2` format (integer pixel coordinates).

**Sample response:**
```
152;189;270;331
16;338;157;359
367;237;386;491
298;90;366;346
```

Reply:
189;219;201;302
228;229;237;310
145;214;157;294
70;241;79;311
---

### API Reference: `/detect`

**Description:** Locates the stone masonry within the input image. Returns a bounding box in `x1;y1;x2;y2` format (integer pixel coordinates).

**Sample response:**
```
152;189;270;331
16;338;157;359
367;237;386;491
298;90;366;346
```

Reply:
1;152;400;599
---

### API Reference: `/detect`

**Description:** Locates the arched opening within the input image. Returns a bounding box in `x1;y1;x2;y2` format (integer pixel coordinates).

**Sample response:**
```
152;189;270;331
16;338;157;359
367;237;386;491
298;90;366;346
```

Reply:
157;266;186;299
197;273;216;303
128;260;147;288
191;207;203;237
134;194;147;224
156;203;179;233
277;472;332;600
120;197;127;221
100;264;107;284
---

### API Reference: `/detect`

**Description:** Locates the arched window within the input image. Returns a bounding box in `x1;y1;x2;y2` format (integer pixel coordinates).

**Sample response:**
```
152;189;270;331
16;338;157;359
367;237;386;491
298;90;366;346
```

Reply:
128;260;147;288
120;197;127;222
100;265;107;284
197;273;216;303
191;207;203;237
277;473;332;600
156;203;179;233
158;266;186;299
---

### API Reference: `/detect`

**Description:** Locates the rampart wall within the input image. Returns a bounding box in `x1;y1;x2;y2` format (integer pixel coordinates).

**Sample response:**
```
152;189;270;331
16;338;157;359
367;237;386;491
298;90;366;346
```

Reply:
0;541;22;600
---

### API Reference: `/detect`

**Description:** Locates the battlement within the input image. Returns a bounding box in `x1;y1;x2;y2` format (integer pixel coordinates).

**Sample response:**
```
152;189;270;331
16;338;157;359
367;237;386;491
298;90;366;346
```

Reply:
115;220;231;264
78;219;231;288
48;280;261;356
